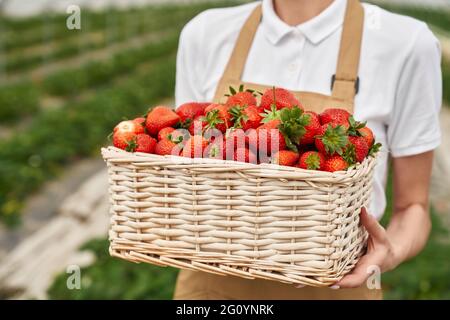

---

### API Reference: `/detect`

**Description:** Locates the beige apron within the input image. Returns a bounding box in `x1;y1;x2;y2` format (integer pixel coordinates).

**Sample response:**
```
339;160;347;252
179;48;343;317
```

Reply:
174;0;382;300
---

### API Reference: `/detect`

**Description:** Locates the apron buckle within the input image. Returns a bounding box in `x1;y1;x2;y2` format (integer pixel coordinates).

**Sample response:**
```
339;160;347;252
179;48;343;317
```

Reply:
331;74;360;95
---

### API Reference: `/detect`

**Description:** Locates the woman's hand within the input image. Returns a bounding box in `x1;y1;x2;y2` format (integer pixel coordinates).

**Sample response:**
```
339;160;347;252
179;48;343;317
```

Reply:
333;207;401;289
293;152;433;290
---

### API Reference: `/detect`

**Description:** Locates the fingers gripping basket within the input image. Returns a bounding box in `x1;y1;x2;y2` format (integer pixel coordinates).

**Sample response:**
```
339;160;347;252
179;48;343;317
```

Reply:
101;146;376;287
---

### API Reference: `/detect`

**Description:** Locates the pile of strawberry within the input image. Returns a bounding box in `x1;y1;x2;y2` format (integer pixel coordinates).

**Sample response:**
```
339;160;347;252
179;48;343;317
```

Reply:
111;86;380;172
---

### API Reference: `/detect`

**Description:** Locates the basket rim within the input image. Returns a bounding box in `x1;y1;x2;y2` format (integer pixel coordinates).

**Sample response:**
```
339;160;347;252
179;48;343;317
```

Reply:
101;146;377;183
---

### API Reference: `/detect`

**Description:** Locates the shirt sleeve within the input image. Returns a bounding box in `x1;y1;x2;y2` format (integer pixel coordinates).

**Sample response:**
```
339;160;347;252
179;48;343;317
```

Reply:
387;24;442;158
175;15;205;108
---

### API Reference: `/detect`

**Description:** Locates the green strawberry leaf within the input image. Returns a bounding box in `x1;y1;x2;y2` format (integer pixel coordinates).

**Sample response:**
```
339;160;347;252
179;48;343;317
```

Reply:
260;104;280;123
167;133;184;144
342;144;357;165
278;106;309;148
125;137;137;152
348;116;367;136
202;109;224;131
369;142;382;156
229;105;249;129
319;124;349;155
305;153;321;170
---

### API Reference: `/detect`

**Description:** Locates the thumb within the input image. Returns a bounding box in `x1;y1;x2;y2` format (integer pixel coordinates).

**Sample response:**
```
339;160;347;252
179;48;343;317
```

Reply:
360;207;386;242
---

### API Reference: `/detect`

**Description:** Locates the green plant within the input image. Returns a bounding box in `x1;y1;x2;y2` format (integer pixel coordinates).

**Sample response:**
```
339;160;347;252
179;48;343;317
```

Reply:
42;33;179;96
0;58;176;224
0;81;40;122
0;5;204;74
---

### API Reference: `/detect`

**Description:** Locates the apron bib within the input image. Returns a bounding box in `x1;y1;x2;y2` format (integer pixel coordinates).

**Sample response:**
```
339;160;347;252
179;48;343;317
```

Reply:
174;0;382;300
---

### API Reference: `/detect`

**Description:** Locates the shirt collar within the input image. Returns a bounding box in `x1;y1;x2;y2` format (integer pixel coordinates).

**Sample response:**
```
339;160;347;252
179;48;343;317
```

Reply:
261;0;347;45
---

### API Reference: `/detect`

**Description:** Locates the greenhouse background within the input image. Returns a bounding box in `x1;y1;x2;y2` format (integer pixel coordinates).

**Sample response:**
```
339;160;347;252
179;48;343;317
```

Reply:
0;0;449;299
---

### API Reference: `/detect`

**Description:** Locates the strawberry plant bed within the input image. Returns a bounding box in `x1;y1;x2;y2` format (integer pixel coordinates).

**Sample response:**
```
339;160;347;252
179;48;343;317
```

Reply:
0;35;178;125
0;81;40;123
0;58;175;225
0;4;204;74
0;2;236;53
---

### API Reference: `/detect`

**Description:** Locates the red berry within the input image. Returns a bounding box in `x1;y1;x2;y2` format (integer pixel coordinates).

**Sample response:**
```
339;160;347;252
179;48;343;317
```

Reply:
129;134;156;153
181;135;209;158
146;106;180;136
348;136;369;163
299;111;321;145
234;147;257;164
323;155;349;172
155;139;181;156
226;91;257;108
113;120;145;150
158;127;175;141
298;151;326;170
358;126;374;147
176;102;210;123
259;87;302;112
272;150;299;167
314;123;349;156
319;108;351;128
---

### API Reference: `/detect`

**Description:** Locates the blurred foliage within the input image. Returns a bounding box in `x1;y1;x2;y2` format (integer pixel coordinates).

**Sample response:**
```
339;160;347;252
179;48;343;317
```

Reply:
0;1;242;224
374;3;450;33
380;172;450;299
0;4;206;73
0;81;39;121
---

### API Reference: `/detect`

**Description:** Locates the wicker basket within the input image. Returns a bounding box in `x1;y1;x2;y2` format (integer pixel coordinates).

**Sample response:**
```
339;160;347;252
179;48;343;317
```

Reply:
101;146;376;287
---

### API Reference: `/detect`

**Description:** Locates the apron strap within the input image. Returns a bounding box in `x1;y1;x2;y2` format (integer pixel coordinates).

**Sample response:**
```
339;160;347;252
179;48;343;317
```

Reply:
331;0;364;102
214;0;364;104
213;4;262;102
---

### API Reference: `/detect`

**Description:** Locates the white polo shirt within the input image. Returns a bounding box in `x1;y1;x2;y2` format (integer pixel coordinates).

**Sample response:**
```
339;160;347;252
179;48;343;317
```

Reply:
175;0;442;219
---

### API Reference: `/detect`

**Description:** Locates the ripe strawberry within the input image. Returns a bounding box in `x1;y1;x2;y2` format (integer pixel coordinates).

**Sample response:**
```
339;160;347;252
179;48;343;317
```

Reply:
132;117;146;129
225;85;257;107
234;147;257;163
225;129;247;151
323;155;349;172
250;120;286;155
259;119;281;130
113;120;145;150
126;134;156;153
205;138;229;160
347;136;369;163
203;104;232;133
259;87;302;112
188;116;207;135
181;135;209;158
229;105;262;130
298;151;326;170
319;108;351;128
176;102;210;124
155;139;181;156
299;111;320;145
358;126;374;147
158;127;175;141
146;106;180;136
314;123;349;156
271;150;299;167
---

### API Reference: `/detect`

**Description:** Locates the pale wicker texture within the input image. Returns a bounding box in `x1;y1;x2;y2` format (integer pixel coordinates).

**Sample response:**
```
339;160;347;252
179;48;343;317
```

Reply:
101;146;376;287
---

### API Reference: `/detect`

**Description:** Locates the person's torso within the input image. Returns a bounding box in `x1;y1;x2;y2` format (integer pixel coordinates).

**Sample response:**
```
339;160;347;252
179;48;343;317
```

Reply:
179;0;434;218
